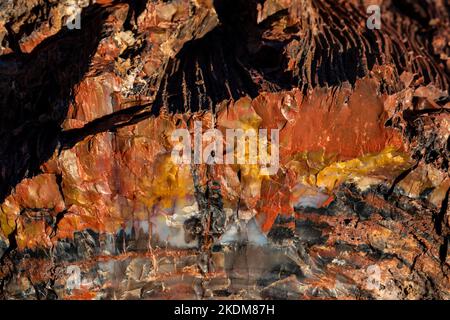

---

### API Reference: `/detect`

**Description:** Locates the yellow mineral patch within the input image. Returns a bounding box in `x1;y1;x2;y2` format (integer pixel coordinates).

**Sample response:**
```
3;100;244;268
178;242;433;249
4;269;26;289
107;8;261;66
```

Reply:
0;197;20;238
138;154;194;209
316;147;413;192
16;219;52;250
286;150;338;185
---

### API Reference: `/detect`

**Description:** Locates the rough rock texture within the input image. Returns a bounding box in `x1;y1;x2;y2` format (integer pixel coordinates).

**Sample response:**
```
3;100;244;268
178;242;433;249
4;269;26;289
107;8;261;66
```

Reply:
0;0;449;300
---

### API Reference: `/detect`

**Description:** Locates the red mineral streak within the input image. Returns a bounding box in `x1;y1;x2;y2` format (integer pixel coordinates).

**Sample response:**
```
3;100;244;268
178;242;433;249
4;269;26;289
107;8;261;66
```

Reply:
279;79;403;160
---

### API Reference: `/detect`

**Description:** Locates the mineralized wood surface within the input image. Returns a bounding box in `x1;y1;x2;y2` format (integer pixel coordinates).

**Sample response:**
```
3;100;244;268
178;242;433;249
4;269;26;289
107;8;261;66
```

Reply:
0;0;449;300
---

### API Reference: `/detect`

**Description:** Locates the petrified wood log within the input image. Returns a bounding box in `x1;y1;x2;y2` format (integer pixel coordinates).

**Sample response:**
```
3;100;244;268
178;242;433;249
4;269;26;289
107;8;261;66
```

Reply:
0;0;449;300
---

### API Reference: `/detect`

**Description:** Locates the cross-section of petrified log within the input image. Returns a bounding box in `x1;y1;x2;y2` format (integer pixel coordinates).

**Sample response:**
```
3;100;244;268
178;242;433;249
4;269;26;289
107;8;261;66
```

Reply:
0;0;449;300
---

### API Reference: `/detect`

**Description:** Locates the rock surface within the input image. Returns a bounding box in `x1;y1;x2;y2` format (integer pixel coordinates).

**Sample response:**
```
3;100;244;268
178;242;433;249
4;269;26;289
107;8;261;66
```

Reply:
0;0;449;300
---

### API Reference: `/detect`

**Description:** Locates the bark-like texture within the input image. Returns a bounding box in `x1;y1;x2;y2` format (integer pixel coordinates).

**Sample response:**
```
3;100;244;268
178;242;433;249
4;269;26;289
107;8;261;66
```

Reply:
0;0;449;299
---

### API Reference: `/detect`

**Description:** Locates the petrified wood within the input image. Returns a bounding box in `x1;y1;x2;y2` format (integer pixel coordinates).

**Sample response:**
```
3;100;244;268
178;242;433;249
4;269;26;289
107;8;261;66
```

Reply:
0;0;449;300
